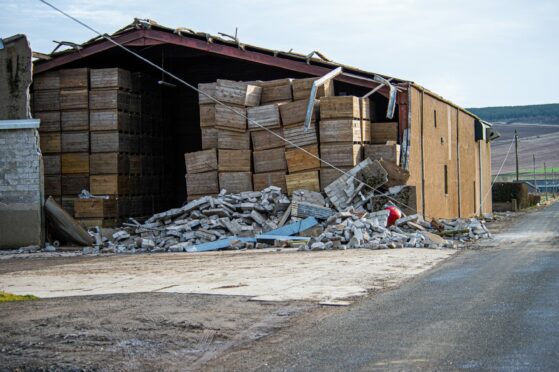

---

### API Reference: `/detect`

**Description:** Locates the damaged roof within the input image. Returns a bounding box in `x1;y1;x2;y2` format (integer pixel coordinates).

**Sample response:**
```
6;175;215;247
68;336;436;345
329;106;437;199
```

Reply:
33;18;481;121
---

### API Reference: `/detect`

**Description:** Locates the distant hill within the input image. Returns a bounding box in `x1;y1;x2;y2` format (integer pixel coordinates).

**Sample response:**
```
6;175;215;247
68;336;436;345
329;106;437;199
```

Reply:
467;103;559;124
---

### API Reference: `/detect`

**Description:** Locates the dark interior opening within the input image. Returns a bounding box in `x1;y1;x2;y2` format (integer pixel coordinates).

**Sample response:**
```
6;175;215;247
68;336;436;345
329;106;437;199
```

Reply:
52;44;399;211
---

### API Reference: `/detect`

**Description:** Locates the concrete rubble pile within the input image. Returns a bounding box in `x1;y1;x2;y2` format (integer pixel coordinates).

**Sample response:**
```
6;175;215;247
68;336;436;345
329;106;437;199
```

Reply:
97;170;492;254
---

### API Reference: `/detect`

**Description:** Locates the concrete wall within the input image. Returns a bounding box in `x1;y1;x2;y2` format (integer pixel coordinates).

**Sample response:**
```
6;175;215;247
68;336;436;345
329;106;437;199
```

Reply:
408;85;492;218
0;34;44;248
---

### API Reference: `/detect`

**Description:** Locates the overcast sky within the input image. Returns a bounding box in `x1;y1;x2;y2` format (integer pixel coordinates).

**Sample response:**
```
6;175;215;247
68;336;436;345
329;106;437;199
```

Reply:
2;0;557;107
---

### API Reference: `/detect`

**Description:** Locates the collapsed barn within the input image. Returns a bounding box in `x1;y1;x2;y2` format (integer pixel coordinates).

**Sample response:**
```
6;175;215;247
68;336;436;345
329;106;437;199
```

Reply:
31;19;495;225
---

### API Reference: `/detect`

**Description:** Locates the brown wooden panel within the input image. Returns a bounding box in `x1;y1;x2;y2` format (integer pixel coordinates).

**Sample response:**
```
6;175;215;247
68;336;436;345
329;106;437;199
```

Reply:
257;78;292;104
39;132;61;154
74;198;117;218
319;119;362;143
285;170;320;195
184;149;218;174
59;68;89;89
43;154;61;175
90;68;132;91
247;103;281;131
370;122;398;144
185;171;219;195
33;71;60;91
219;172;253;193
291;78;334;100
253;147;286;173
35;111;61;132
60;89;88;110
251;128;284;150
61;174;89;195
285;145;320;173
61;131;89;153
218;129;251;150
90;153;129;174
61;110;89;131
253;171;287;193
215;79;262;107
61;153;89;174
320;143;363;167
279;99;318;126
218;149;251;172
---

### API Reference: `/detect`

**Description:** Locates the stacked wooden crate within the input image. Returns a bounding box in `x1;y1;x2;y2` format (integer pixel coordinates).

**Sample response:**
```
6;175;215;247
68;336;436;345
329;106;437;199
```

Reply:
319;96;370;190
34;71;62;205
184;149;219;200
281;77;334;194
59;68;91;217
249;78;292;193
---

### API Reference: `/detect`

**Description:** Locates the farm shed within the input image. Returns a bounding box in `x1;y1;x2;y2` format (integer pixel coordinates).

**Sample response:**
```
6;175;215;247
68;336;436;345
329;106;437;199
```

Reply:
32;19;494;220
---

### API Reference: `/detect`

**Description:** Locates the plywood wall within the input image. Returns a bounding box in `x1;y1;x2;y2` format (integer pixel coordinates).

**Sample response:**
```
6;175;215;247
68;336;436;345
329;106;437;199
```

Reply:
408;85;492;218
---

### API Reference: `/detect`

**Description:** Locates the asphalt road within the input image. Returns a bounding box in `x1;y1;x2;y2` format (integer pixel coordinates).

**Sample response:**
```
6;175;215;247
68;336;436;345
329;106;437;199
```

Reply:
213;203;559;371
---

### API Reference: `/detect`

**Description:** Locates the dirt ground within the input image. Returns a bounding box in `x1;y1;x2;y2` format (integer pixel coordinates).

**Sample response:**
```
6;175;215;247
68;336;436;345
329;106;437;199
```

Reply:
0;247;455;370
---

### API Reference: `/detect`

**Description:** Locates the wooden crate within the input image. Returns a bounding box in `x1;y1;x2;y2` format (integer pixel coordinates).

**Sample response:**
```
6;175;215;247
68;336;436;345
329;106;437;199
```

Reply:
253;171;287;193
33;71;60;91
320;167;351;190
285;170;320;195
320;96;361;120
44;175;61;197
364;144;401;165
61;131;89;153
319;119;362;143
285;145;320;173
59;68;89;89
218;129;251;150
283;122;318;148
128;154;142;174
218;149;251;172
33;90;60;112
89;90;140;112
219;172;253;193
61;196;78;217
362;120;371;144
61;174;89;195
185;171;219;195
90;131;130;153
43;154;61;175
251;128;284;151
201;127;218;149
215;79;262;107
61;110;89;131
90;110;132;132
35;111;61;132
61;153;89;174
291;78;334;101
258;78;292;104
370;122;398;144
279;99;318;126
90;68;132;91
215;104;247;132
60;89;88;110
198;82;217;104
77;218;118;229
247;103;281;130
39;132;61;154
90;153;129;174
90;175;130;195
320;143;363;167
74;198;117;218
199;104;216;127
361;98;371;121
253;147;286;173
184;149;218;174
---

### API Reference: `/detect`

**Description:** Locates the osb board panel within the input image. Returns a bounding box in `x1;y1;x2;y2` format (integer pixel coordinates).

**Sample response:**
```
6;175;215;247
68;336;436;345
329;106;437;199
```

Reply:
253;147;286;173
285;170;320;195
219;172;253;193
279;99;318;126
214;104;247;132
61;153;89;174
215;79;262;107
320;143;363;167
247;104;281;130
186;171;219;195
218;150;251;172
258;78;292;104
320;167;351;191
319;119;362;143
184;149;218;174
253;171;287;193
201;127;218;149
291;78;334;101
285;145;320;173
61;110;89;131
35;111;61;132
218;130;251;150
251;128;285;151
